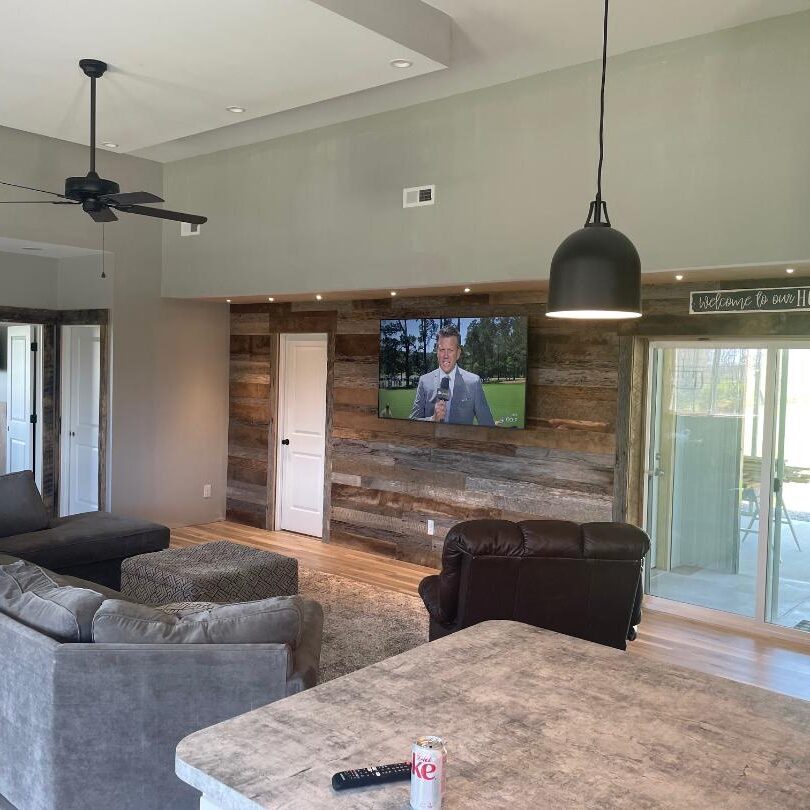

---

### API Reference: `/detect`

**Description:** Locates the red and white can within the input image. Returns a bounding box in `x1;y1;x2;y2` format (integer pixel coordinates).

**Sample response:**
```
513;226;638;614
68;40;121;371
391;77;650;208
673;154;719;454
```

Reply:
410;735;446;810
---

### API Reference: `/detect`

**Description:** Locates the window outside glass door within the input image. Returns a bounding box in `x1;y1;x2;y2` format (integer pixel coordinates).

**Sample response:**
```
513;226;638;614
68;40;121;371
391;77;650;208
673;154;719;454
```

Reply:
645;342;810;635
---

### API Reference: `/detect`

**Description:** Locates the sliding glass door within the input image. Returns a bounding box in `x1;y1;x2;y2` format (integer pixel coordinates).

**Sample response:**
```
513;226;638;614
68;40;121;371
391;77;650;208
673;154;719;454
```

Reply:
645;341;810;636
766;348;810;630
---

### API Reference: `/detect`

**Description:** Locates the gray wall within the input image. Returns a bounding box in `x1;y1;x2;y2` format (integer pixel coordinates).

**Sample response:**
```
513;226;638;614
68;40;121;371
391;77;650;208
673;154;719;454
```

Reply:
56;254;113;310
0;126;229;527
0;253;60;309
163;11;810;299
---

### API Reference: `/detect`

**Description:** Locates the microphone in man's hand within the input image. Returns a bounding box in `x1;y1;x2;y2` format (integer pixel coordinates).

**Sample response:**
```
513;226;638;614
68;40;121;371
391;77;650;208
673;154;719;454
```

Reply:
437;377;451;402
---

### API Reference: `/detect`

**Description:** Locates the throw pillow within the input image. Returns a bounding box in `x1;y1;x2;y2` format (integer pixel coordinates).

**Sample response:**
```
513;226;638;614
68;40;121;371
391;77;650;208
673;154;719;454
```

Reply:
92;595;305;646
0;471;50;539
0;560;105;641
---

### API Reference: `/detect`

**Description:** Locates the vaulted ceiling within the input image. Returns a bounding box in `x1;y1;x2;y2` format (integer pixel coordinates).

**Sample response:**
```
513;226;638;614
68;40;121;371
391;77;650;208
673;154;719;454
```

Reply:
2;0;809;162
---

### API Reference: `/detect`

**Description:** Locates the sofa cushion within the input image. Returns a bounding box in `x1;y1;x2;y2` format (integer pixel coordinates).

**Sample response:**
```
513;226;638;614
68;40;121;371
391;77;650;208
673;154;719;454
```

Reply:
92;595;306;646
0;511;169;570
0;471;50;539
0;559;105;641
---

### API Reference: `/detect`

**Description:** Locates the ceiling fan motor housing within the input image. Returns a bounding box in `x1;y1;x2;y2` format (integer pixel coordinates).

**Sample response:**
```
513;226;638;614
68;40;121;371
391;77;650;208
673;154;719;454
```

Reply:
65;172;120;202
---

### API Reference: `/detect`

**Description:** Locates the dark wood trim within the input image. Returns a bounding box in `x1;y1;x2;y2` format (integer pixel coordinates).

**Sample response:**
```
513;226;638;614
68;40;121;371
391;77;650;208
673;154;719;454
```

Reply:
0;306;108;326
323;331;336;543
0;306;54;325
613;337;634;523
265;333;280;530
41;325;57;514
60;308;109;326
625;337;649;527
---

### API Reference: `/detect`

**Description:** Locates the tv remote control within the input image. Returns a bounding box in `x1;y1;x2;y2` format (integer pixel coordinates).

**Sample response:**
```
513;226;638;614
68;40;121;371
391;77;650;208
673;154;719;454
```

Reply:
331;762;411;791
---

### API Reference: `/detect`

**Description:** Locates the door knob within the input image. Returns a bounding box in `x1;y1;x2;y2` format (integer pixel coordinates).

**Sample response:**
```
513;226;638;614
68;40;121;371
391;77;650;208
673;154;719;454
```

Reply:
281;439;290;446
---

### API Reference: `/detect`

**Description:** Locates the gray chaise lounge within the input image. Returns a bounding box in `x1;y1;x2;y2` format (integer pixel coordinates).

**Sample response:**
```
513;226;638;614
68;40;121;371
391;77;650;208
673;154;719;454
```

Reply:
0;471;169;589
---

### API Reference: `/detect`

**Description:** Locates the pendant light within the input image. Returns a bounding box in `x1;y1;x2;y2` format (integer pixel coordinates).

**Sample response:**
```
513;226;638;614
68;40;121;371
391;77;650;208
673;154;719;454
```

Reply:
546;0;641;320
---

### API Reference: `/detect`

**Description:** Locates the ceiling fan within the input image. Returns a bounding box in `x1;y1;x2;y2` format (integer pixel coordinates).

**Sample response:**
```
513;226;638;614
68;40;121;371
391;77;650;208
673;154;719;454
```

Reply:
0;59;207;225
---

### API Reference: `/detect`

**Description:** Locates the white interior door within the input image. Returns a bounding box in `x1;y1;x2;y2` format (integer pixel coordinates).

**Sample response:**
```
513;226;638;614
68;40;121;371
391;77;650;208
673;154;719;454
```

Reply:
62;325;100;515
277;334;328;537
6;325;34;475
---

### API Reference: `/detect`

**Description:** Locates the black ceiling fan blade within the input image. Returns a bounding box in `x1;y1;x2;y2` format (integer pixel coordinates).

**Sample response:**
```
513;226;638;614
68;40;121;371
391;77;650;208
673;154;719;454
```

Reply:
101;191;164;205
87;207;118;223
0;200;78;204
0;180;67;199
115;204;207;225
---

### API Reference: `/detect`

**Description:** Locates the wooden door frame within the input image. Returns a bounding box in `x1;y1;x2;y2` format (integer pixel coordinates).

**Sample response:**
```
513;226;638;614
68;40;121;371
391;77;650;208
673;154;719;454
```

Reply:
0;306;109;515
269;332;333;539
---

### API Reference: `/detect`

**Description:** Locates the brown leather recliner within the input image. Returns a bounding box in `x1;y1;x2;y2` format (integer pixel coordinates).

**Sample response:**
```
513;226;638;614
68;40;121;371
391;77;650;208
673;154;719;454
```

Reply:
418;519;650;650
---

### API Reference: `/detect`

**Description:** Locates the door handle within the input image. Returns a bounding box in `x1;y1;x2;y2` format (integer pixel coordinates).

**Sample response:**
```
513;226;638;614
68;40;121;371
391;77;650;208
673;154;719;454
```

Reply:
281;439;290;446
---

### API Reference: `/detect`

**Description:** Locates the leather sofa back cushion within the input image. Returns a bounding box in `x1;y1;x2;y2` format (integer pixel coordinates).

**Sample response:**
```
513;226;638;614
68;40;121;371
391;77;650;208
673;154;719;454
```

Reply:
0;560;104;641
92;595;306;646
0;471;50;539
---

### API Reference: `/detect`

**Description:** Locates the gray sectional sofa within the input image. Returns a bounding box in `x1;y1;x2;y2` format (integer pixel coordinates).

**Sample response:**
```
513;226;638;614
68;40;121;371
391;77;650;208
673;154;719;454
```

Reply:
0;553;323;810
0;472;324;810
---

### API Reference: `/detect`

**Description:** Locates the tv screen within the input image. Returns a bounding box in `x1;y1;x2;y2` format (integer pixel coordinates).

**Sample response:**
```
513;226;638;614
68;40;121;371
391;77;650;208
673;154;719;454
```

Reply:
378;316;528;428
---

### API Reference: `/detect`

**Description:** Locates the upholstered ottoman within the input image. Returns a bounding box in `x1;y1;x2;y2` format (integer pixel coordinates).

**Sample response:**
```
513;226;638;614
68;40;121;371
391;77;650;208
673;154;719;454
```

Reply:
120;540;298;604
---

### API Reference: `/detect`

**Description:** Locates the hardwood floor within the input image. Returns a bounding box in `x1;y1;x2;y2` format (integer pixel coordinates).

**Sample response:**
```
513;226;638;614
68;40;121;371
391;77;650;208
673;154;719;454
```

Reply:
172;520;810;701
171;520;435;597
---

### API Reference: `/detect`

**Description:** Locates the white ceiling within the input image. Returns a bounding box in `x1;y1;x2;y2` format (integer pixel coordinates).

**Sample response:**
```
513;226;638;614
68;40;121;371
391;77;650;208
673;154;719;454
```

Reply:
2;0;809;163
0;236;99;259
0;0;449;155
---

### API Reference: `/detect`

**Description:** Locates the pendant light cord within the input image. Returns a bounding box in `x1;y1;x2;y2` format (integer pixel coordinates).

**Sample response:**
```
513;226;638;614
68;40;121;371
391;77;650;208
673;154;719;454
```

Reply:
595;0;609;209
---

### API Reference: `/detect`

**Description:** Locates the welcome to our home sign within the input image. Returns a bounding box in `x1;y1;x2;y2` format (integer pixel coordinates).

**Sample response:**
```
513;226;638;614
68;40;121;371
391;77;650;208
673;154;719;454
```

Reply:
690;286;810;315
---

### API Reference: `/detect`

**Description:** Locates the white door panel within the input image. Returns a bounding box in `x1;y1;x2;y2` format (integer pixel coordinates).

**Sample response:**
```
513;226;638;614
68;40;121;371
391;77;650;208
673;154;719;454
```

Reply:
277;334;327;537
62;326;100;515
6;325;34;474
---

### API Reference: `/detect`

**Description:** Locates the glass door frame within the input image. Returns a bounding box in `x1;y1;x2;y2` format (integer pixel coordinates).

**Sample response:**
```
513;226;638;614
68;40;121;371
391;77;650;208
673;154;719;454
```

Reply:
641;338;810;644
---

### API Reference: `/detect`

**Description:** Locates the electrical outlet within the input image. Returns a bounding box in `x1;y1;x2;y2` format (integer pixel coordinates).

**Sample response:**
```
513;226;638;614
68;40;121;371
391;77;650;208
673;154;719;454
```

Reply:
203;484;212;499
427;519;435;536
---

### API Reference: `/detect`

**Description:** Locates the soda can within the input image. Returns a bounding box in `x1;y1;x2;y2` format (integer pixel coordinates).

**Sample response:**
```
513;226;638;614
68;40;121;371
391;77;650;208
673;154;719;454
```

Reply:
410;735;446;810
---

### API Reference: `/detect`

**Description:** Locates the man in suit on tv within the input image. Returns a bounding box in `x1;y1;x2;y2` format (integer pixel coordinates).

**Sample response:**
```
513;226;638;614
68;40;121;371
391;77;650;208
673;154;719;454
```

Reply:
409;324;495;425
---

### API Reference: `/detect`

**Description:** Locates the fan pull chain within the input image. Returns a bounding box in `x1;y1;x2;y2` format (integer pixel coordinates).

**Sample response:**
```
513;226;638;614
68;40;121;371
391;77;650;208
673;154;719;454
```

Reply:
100;223;106;279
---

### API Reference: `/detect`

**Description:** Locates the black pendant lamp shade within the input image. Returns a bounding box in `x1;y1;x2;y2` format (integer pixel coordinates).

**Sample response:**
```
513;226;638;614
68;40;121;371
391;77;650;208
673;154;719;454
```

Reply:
547;201;641;319
546;0;642;320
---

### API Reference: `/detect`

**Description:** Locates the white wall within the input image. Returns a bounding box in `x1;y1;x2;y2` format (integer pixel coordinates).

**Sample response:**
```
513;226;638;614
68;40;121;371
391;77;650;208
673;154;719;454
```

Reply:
0;126;229;526
163;11;810;298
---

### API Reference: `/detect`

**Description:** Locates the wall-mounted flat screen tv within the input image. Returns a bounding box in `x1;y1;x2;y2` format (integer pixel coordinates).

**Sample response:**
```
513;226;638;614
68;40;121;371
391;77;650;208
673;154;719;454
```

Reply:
378;316;528;428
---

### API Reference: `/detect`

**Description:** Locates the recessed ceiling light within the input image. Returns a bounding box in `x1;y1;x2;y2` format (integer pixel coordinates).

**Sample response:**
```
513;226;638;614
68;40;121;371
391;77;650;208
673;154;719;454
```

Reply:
786;267;795;274
390;59;413;69
316;294;323;301
268;297;275;302
675;274;684;281
390;291;397;297
463;287;471;293
226;106;246;114
102;142;118;148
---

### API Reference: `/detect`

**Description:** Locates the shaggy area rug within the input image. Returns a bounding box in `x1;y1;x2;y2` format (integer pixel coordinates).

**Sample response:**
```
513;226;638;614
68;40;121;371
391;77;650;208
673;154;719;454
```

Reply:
298;567;429;682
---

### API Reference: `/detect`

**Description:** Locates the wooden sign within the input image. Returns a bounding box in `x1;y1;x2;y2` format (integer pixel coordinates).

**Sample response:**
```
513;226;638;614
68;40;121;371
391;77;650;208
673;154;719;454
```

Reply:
690;286;810;315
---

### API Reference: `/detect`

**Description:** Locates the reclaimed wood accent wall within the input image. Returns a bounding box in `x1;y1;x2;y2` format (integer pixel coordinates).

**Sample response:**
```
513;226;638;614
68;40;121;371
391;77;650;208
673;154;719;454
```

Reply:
228;294;619;566
227;305;337;528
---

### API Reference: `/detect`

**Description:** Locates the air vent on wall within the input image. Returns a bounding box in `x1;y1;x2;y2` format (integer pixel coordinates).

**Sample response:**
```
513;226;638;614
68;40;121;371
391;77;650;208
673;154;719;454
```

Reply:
181;221;202;236
403;184;435;208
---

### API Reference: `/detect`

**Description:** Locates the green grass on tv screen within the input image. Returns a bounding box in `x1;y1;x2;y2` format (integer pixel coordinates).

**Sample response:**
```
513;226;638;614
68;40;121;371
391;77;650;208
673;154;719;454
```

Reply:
378;381;525;428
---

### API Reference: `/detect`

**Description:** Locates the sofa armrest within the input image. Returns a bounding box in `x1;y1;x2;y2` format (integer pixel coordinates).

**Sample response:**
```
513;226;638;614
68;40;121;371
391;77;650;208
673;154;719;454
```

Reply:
287;597;324;695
